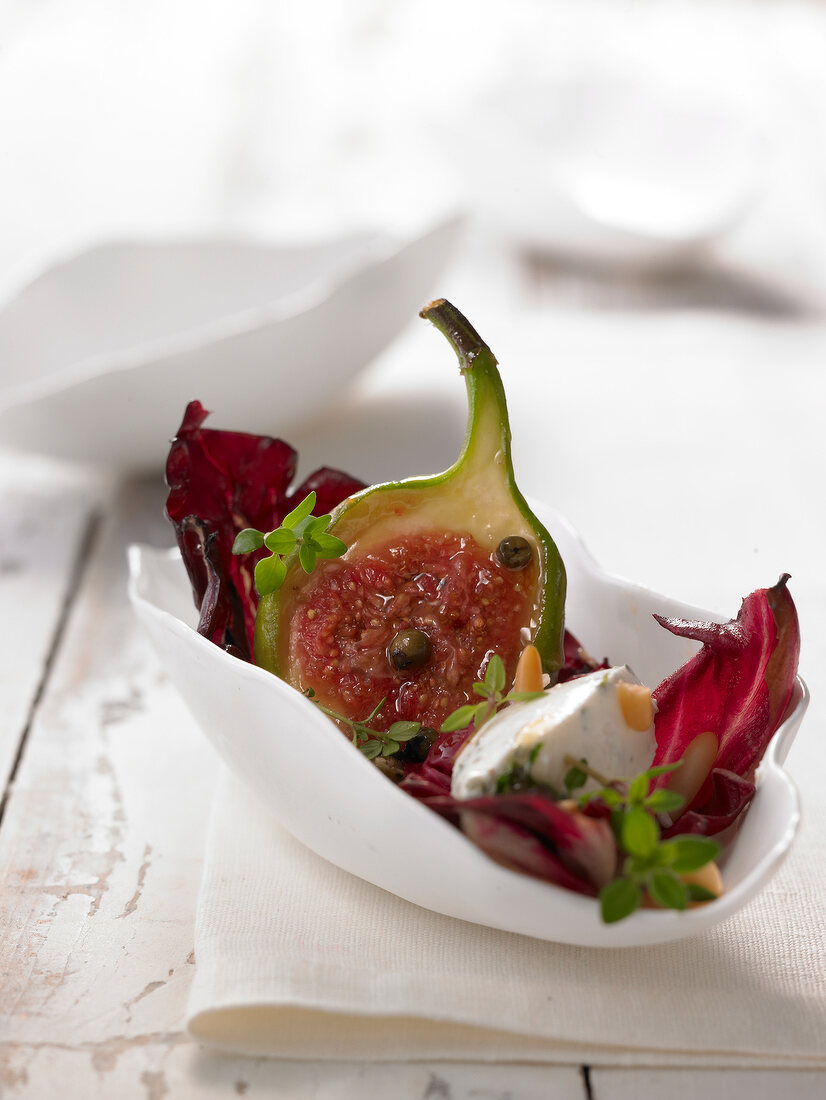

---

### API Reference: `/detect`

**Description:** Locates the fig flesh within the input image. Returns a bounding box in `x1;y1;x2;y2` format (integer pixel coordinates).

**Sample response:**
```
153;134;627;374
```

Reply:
255;299;566;728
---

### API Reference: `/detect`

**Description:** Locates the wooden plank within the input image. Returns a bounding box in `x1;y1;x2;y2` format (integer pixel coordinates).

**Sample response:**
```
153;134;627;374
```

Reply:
0;461;102;800
0;476;213;1081
0;1046;588;1099
591;1067;826;1100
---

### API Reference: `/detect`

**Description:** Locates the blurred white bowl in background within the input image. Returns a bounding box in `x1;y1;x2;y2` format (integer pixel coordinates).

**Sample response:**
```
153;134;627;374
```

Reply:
453;72;764;266
0;217;461;471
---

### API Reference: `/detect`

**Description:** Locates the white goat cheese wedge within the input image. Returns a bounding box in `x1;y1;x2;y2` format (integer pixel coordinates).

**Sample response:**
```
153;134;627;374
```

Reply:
450;665;656;799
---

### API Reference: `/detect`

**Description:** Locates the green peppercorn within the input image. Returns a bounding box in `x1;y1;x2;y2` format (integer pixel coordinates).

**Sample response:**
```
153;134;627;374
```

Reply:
402;726;440;764
496;535;532;570
389;628;431;671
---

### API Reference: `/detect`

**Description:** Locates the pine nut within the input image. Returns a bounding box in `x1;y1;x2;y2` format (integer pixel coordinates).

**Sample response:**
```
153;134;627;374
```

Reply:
617;681;654;731
668;731;719;816
513;644;544;693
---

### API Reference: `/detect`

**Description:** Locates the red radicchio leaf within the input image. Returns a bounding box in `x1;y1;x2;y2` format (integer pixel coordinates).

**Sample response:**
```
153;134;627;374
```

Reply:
652;574;800;784
651;575;799;838
165;401;365;658
557;629;609;683
459;812;596;895
662;769;755;841
419;791;617;895
400;727;472;795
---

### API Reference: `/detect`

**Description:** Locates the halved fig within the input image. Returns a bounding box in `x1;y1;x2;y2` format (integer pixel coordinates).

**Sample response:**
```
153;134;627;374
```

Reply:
255;299;566;731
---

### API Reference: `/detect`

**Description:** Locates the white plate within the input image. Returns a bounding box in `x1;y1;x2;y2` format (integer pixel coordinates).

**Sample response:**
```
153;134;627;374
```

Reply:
452;73;762;265
0;218;460;470
128;504;807;948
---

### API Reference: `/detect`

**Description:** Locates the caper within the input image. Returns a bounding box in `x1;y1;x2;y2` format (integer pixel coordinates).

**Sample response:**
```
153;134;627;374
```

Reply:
388;628;431;671
496;535;532;570
401;726;440;764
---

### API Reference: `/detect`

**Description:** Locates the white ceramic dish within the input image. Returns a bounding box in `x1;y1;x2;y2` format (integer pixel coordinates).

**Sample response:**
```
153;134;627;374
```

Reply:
0;218;460;470
452;73;762;265
129;504;807;948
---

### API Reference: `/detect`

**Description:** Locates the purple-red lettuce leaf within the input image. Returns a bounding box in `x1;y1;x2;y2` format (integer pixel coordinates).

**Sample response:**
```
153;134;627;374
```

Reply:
557;629;609;683
165;401;365;658
419;790;617;895
662;769;755;840
458;813;597;895
652;575;799;781
651;574;799;834
400;727;471;795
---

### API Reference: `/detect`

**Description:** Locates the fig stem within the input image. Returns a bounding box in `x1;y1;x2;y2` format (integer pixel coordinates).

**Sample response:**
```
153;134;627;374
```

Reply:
419;298;510;478
419;298;488;369
420;298;567;685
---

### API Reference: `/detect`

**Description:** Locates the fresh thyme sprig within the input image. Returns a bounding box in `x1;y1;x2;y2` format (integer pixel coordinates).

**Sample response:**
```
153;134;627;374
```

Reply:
232;491;347;596
563;756;722;922
305;688;421;760
439;655;545;733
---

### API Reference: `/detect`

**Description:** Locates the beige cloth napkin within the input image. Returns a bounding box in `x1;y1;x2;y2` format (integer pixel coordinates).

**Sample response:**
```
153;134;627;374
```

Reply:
187;766;826;1065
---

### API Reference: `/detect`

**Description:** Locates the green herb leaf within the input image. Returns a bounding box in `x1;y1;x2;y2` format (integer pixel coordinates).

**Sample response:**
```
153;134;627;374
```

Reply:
442;655;544;739
312;532;348;559
364;697;386;724
440;704;481;733
645;788;686;815
387;721;421;742
529;741;544;765
232;528;265;554
564;753;719;925
281;491;317;530
600;788;623;807
298;543;317;574
600;878;641;924
651;843;678;868
291;515;314;539
645;761;684;779
686;883;719;903
254;553;287;596
263;527;297;555
648;869;689;910
564;759;588;793
668;836;721;873
628;773;650;803
306;513;332;534
310;696;420;761
621;805;659;858
239;492;349;596
624;853;657;878
580;786;622;809
485;654;506;694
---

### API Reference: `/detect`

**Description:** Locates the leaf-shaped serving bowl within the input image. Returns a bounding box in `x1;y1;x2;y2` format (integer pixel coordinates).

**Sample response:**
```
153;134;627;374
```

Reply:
128;504;808;948
0;218;460;470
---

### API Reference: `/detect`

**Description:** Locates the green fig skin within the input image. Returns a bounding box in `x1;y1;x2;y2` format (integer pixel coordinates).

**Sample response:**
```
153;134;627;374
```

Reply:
254;299;566;695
